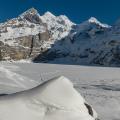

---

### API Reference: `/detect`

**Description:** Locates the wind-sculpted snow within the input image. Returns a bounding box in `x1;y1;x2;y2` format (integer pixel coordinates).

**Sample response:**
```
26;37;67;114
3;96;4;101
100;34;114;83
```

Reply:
0;64;39;93
0;75;97;120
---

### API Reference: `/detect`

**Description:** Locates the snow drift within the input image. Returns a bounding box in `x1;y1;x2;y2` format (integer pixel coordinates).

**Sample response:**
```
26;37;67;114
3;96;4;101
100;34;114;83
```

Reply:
0;76;97;120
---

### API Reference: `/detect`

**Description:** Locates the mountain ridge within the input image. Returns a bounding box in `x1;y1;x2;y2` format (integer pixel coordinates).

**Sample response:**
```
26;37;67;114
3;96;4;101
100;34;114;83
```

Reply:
1;8;120;67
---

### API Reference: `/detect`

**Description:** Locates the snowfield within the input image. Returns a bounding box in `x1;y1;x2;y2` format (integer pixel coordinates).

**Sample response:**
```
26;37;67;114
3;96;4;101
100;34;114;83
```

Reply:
0;75;97;120
0;62;120;120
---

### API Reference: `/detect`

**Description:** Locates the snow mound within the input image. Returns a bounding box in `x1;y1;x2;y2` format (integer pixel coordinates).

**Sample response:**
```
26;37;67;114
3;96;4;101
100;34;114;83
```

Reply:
0;76;97;120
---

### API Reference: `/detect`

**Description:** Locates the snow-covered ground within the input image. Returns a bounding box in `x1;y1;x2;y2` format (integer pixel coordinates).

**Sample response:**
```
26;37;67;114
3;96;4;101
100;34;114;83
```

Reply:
0;75;97;120
0;62;120;120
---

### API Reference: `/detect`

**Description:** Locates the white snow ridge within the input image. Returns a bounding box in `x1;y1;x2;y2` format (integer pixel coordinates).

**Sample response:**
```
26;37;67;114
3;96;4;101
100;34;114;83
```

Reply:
0;76;97;120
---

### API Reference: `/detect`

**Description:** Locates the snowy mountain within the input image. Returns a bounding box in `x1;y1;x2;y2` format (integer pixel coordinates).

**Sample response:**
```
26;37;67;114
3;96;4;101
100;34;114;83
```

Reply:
0;75;98;120
88;17;110;28
34;14;120;67
0;8;74;60
33;15;113;66
1;8;120;66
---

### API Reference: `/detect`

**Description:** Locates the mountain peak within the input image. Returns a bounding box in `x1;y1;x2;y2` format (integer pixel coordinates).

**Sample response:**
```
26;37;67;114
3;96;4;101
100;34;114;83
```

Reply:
43;11;56;19
20;8;40;18
19;8;42;24
88;17;110;28
88;17;99;23
24;7;38;15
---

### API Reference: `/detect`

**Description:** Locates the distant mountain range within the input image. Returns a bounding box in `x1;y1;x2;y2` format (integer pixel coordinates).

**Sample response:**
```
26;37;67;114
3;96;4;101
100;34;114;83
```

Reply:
1;8;120;66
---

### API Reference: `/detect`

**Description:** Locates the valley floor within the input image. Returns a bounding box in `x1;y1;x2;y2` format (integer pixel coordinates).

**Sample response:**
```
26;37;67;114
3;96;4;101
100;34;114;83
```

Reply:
0;62;120;120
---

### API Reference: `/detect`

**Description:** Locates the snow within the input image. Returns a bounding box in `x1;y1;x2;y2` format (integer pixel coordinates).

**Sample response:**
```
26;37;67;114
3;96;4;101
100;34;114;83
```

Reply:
0;8;74;48
88;17;110;28
0;75;97;120
0;62;120;120
43;11;56;20
44;15;115;66
0;8;113;65
41;11;74;41
0;64;39;93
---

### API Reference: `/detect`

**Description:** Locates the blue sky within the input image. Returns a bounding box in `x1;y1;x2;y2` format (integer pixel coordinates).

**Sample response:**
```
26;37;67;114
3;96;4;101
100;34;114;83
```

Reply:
0;0;120;25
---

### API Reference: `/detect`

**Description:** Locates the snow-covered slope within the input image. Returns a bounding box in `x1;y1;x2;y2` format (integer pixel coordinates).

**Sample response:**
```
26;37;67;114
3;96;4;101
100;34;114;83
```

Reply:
33;17;112;65
34;16;120;66
40;11;74;41
0;75;97;120
1;62;120;120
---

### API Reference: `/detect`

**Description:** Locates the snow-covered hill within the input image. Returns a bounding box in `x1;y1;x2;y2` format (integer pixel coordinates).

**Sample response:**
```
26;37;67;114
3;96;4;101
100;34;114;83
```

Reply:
34;15;120;66
0;73;97;120
1;62;120;120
